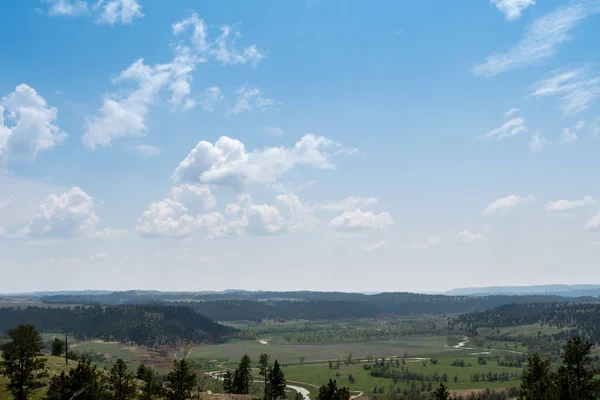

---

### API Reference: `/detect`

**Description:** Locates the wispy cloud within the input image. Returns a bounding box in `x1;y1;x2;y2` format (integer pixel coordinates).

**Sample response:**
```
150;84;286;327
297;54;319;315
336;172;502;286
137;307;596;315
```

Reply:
131;144;162;157
484;194;535;216
361;241;387;252
546;196;597;212
264;127;284;137
559;127;578;143
227;85;275;115
529;67;600;116
481;117;527;141
504;107;519;116
409;236;441;249
491;0;536;21
456;231;485;245
530;131;547;153
473;1;599;76
200;86;225;112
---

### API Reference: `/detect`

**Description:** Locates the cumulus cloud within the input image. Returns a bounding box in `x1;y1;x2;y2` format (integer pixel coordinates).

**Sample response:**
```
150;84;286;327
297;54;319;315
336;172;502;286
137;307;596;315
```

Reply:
172;134;342;190
410;236;441;249
361;241;387;252
491;0;535;20
484;194;535;216
456;231;485;245
473;2;599;76
546;196;597;212
481;118;527;141
320;196;379;212
328;209;394;233
169;184;216;214
43;0;143;24
18;187;99;238
530;132;547;153
529;67;600;116
228;85;275;115
1;84;67;165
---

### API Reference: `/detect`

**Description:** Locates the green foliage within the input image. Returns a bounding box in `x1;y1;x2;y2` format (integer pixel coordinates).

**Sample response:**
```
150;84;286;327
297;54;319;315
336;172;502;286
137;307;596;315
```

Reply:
44;360;108;400
433;383;451;400
0;324;47;400
232;355;253;395
267;360;286;400
136;364;163;400
166;359;197;400
259;353;270;400
107;359;136;400
517;354;555;400
316;379;350;400
222;371;234;394
51;339;64;357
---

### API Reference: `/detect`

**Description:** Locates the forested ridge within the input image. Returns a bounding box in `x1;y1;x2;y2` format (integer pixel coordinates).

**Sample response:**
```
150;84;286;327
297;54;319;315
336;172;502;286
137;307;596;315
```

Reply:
456;302;600;344
0;305;235;346
35;290;593;321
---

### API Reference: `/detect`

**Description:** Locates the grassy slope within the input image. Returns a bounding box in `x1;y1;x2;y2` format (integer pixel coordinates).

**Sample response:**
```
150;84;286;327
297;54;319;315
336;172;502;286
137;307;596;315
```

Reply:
0;356;76;400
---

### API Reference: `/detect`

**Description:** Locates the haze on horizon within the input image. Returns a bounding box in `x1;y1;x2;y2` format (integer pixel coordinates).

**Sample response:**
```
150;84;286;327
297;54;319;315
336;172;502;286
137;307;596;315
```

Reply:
1;0;600;293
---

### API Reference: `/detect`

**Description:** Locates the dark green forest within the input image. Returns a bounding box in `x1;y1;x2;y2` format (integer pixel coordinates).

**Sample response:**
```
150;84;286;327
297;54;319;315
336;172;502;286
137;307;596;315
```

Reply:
0;305;235;346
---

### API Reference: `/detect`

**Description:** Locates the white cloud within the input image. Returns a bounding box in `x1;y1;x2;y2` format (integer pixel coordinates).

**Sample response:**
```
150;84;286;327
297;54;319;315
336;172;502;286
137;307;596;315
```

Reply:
593;117;600;136
585;212;600;231
200;86;225;112
575;120;586;130
169;184;216;213
210;25;266;67
18;187;99;238
491;0;535;21
45;0;89;16
546;196;597;212
92;228;128;240
172;13;208;52
361;241;387;252
131;144;162;157
135;198;222;238
172;134;338;190
1;84;68;165
559;127;578;144
484;194;535;216
529;67;600;116
43;0;143;24
456;231;485;245
228;85;275;115
328;209;395;233
473;2;599;76
481;117;527;141
172;14;265;66
95;0;143;25
410;236;441;249
320;196;379;212
504;107;519;116
264;127;284;137
335;147;359;156
530;132;547;153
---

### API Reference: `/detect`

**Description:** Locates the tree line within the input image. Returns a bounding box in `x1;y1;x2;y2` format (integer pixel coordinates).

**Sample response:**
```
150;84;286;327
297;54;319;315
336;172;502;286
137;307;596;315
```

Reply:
0;305;235;347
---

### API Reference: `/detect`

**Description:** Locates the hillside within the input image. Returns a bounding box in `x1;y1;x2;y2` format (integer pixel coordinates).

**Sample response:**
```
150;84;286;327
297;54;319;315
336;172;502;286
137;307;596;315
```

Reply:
0;305;235;346
0;356;75;400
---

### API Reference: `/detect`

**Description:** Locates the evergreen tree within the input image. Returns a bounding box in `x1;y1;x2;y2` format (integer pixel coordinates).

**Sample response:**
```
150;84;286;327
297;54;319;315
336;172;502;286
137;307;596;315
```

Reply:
259;353;270;400
0;324;47;400
51;338;65;357
44;360;108;400
432;383;451;400
518;354;556;400
107;359;136;400
166;359;197;400
222;371;234;394
267;360;286;400
137;364;163;400
316;379;350;400
232;355;253;394
560;336;600;400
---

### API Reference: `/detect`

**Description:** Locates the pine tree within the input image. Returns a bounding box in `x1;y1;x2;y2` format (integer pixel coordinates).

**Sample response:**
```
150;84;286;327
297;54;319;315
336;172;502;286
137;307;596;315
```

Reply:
517;354;556;400
232;355;253;394
316;379;350;400
223;371;234;394
107;359;136;400
44;360;108;400
432;383;451;400
166;359;198;400
137;364;163;400
560;335;600;400
267;360;286;400
259;353;270;400
51;338;65;357
0;324;47;400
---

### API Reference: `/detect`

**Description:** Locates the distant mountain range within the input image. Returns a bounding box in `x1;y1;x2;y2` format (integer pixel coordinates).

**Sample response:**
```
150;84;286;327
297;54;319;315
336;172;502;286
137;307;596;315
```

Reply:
444;284;600;297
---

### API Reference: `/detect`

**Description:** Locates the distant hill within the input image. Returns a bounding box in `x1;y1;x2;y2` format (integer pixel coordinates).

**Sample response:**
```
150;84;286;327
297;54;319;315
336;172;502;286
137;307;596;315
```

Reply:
445;284;600;297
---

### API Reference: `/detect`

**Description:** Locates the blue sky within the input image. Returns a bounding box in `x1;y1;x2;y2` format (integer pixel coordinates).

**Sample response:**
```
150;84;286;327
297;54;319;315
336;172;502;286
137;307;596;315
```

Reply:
1;0;600;293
